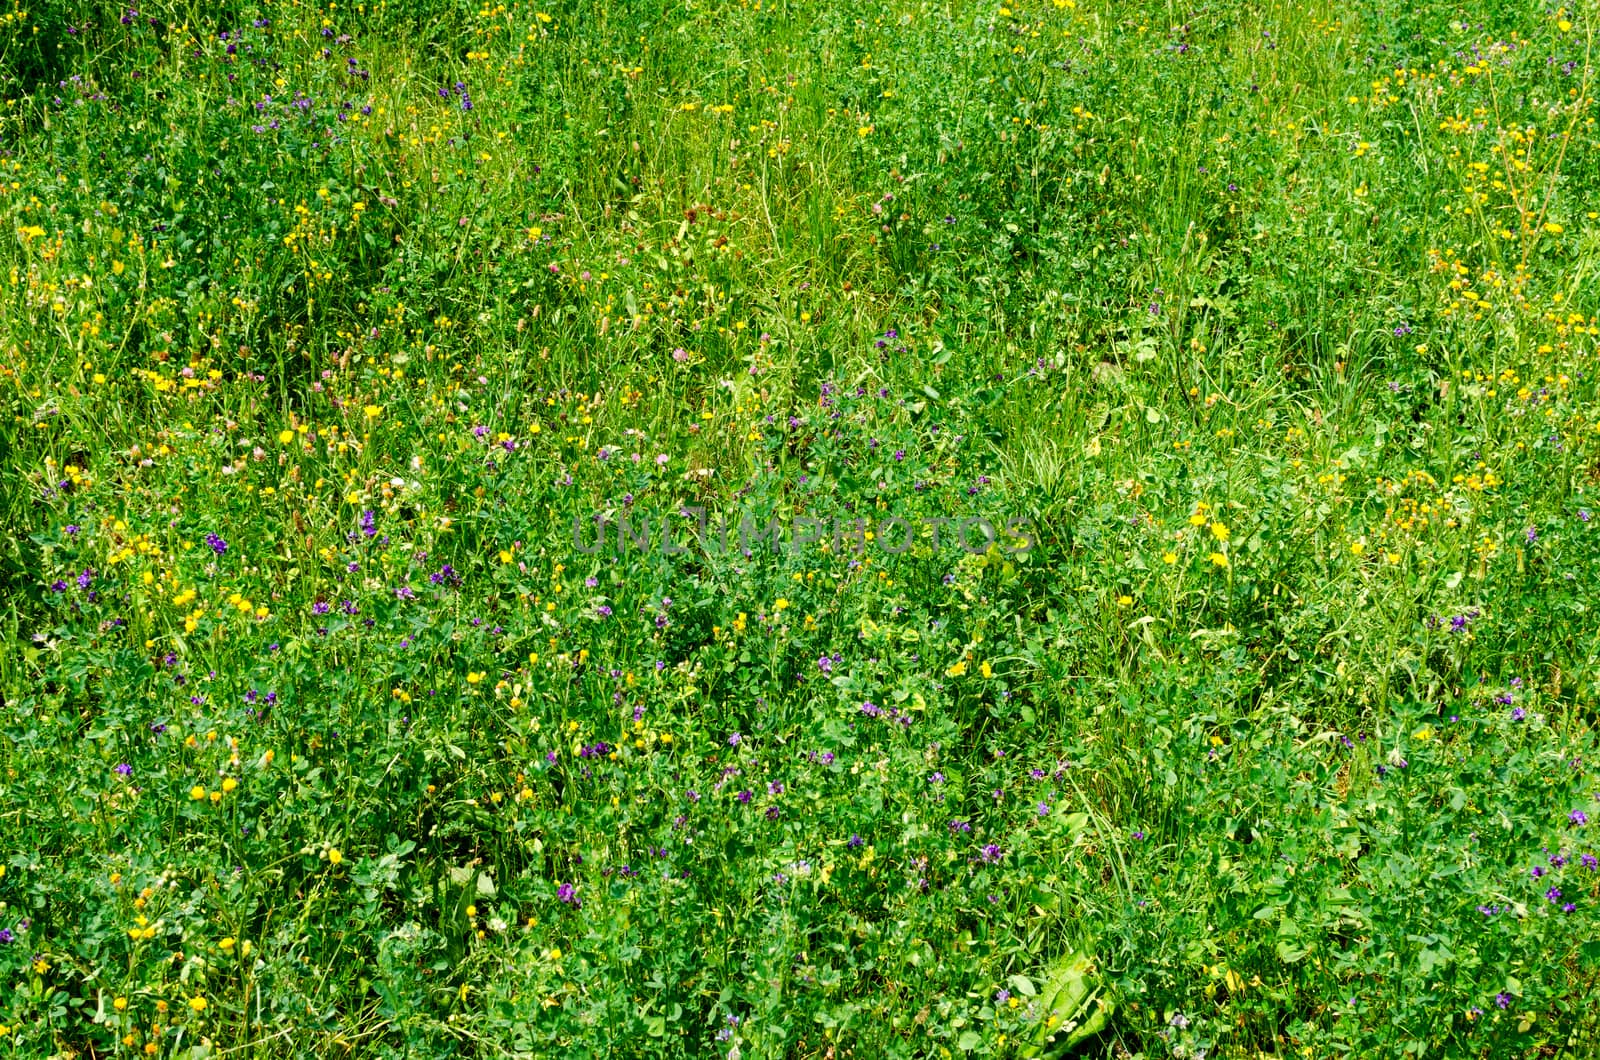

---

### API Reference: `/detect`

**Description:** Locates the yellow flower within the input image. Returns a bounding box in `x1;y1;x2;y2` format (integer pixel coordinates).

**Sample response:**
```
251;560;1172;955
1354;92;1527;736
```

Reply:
1413;726;1434;742
774;598;789;612
946;659;968;677
278;429;295;445
1162;551;1178;564
18;225;44;240
1117;595;1133;606
219;938;236;951
190;785;206;801
114;996;128;1011
1208;552;1229;568
466;905;478;918
188;996;206;1012
363;404;382;419
221;777;238;793
467;671;485;684
980;661;993;678
1209;522;1229;542
1351;541;1366;556
328;848;343;865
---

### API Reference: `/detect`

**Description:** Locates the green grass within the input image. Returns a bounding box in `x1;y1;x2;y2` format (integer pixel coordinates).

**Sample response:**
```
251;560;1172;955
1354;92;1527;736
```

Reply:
3;0;1600;1055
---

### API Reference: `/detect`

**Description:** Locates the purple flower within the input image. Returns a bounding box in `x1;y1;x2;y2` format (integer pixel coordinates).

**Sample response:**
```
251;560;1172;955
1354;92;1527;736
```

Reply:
77;569;93;590
1582;854;1598;870
1570;810;1589;826
115;763;132;776
1495;992;1511;1010
205;532;228;555
556;882;580;907
848;834;863;848
736;790;753;804
1037;802;1050;817
1512;706;1527;721
980;843;1002;864
360;510;377;538
1547;886;1563;903
0;929;11;944
728;732;741;747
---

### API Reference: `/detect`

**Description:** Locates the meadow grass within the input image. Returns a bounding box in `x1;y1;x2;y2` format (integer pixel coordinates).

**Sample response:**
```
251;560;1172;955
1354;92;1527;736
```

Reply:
3;0;1600;1055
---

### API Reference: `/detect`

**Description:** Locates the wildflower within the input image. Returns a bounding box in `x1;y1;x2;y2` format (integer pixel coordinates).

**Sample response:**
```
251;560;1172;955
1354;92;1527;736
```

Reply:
205;533;228;555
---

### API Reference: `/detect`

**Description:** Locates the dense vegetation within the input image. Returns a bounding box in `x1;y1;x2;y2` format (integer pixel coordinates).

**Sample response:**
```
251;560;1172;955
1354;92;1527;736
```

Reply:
3;0;1600;1054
